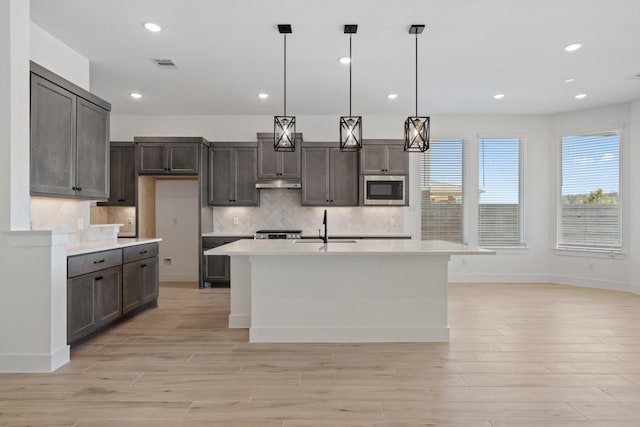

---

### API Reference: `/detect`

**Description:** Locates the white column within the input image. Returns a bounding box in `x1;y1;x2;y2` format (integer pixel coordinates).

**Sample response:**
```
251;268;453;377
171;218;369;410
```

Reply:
0;0;70;372
0;0;31;231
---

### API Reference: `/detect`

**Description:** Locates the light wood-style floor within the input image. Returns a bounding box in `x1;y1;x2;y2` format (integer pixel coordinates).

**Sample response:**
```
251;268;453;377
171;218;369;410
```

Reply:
2;282;640;426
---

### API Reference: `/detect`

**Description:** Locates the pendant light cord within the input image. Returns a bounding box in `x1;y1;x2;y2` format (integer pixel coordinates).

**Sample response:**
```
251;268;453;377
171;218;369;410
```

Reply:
349;34;352;116
284;34;287;116
415;33;418;117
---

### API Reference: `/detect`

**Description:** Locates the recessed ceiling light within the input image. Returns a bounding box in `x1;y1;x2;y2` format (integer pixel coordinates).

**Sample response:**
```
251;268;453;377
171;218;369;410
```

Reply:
130;92;142;99
564;78;576;83
144;22;162;32
386;93;398;100
564;43;582;52
575;93;587;99
257;93;269;99
338;57;351;64
493;93;505;100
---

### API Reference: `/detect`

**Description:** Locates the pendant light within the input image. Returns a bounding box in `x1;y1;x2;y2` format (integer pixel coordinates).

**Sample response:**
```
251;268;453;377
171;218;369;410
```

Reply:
339;24;362;152
404;24;430;153
274;24;296;152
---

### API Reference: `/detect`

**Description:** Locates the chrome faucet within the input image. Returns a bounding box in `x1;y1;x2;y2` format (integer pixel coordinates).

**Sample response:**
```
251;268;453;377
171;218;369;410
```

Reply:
318;209;328;244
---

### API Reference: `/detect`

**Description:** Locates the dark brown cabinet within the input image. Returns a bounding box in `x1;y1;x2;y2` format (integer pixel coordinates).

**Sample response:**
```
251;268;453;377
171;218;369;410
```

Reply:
137;142;199;175
202;236;253;287
257;133;301;179
67;242;159;345
30;63;110;200
100;142;136;206
122;243;159;314
360;140;409;175
209;143;259;206
301;143;358;206
67;249;123;344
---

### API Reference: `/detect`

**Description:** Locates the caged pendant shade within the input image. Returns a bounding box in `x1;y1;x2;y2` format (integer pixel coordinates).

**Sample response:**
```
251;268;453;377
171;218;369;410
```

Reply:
339;24;362;152
274;24;296;152
404;24;430;153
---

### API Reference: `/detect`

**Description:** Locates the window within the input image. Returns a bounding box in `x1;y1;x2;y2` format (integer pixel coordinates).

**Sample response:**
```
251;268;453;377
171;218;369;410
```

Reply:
421;138;466;243
478;137;524;247
559;133;621;251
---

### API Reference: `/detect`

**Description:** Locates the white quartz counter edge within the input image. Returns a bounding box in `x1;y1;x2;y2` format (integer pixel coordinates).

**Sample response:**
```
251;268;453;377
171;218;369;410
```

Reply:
67;238;162;256
201;233;412;239
205;239;494;256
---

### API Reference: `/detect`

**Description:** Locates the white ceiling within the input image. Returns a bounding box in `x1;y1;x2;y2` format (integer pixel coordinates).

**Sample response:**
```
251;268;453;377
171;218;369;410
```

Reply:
30;0;640;116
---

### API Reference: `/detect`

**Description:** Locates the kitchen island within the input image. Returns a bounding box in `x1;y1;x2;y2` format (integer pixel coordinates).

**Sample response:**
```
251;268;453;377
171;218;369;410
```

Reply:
205;239;493;343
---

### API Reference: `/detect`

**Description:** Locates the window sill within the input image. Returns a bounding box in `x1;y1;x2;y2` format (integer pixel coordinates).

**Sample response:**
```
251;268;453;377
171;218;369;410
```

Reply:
553;247;625;259
480;246;529;254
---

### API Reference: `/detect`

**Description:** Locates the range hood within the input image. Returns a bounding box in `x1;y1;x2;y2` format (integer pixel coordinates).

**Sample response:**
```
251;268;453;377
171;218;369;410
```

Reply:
255;178;301;189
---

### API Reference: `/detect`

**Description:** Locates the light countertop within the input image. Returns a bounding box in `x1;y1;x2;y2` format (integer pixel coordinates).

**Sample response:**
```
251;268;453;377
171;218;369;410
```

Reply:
67;238;162;256
205;239;494;256
202;233;412;239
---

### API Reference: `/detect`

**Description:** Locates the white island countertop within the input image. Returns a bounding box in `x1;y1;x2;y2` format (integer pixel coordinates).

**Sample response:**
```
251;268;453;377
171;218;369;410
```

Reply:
67;238;162;256
205;239;494;256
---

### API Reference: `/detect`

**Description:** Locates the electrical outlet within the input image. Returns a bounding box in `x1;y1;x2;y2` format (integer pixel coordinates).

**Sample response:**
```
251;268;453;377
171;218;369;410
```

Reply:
76;218;83;230
462;257;467;267
127;217;133;225
233;217;239;226
389;217;396;226
588;262;594;270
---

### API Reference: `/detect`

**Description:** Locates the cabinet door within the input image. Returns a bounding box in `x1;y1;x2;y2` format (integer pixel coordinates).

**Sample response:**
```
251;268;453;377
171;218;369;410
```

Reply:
203;238;234;284
121;145;137;205
140;257;159;304
281;147;301;178
360;144;387;174
168;143;199;175
258;139;279;178
122;261;142;314
330;149;359;206
107;146;123;204
67;274;97;343
302;148;330;205
138;144;167;174
209;148;232;205
386;145;409;174
30;74;77;197
76;98;109;199
234;148;259;205
95;266;122;327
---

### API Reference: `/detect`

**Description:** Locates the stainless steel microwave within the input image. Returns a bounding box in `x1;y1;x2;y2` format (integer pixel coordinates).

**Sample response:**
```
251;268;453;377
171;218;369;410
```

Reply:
363;175;406;205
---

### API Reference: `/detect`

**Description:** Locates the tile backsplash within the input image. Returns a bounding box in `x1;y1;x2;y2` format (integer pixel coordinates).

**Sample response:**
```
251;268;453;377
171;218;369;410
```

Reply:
213;190;406;235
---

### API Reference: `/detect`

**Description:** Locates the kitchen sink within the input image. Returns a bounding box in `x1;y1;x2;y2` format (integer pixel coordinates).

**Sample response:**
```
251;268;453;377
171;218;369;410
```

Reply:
294;239;357;244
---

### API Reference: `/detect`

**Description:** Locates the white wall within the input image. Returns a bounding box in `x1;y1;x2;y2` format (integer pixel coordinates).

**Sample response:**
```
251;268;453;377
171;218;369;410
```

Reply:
29;22;90;91
548;103;638;293
155;180;199;281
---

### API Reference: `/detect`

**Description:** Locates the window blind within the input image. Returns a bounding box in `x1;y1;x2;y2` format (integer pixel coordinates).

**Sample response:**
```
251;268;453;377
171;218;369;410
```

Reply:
421;138;466;243
478;138;524;247
559;133;621;250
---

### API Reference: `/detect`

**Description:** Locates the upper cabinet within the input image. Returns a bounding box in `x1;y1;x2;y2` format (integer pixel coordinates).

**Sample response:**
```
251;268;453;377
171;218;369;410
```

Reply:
257;133;302;179
30;62;111;199
209;142;259;206
301;142;358;206
360;139;409;175
135;138;200;175
100;142;136;206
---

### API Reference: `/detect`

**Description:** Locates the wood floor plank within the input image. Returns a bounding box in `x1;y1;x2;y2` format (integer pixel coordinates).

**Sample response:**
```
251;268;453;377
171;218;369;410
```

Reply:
427;386;617;402
250;384;432;402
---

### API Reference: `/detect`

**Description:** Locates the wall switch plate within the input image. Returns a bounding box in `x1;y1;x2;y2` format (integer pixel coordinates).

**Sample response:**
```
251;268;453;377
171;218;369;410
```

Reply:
76;218;83;230
163;258;172;265
233;217;239;226
389;217;396;226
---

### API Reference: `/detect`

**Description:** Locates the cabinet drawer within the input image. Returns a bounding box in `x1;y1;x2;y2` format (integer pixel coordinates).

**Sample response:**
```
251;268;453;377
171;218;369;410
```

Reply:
68;249;122;278
123;242;158;264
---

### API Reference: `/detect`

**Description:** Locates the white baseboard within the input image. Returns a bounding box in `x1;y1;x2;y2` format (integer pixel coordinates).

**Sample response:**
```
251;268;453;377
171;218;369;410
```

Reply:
249;327;450;343
548;274;636;294
0;345;69;373
449;272;549;283
159;273;198;282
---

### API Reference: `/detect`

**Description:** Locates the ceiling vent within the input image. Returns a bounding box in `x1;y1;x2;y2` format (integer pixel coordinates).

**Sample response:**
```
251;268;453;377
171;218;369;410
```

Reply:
151;58;178;69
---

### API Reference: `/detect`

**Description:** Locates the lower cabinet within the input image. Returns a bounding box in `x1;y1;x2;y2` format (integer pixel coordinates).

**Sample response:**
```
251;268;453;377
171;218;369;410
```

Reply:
67;242;159;345
123;256;159;314
67;265;122;343
202;236;250;287
122;243;159;314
